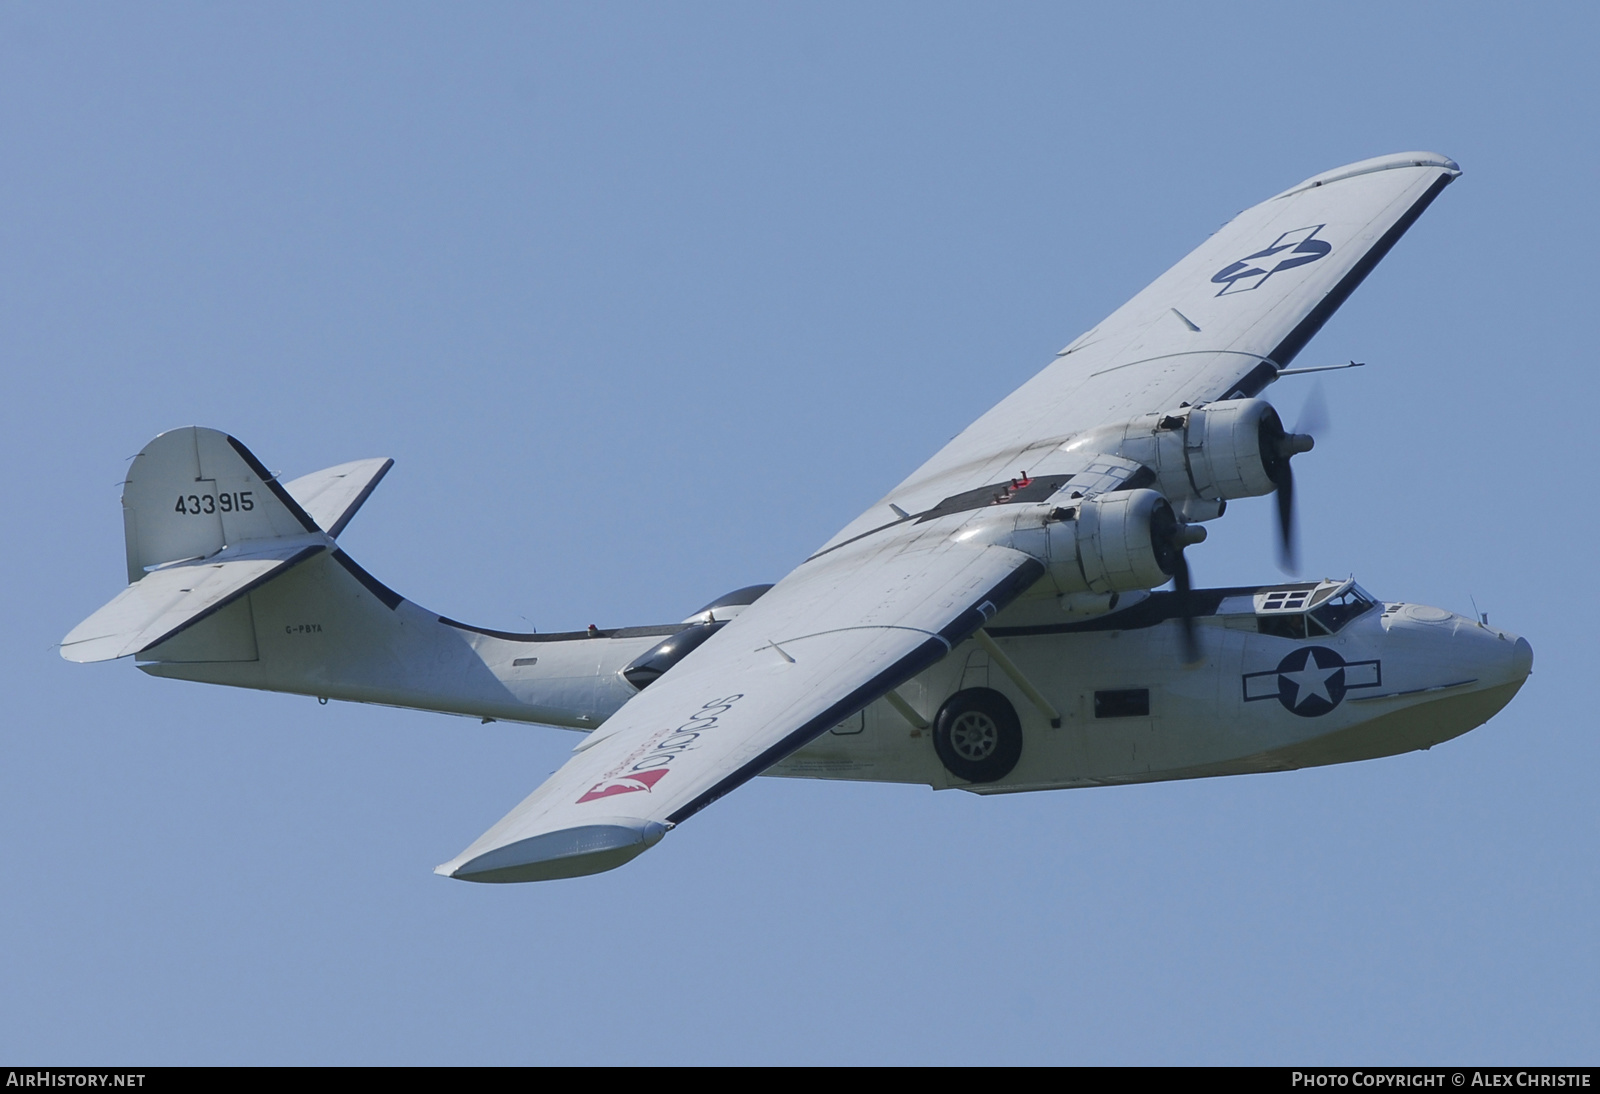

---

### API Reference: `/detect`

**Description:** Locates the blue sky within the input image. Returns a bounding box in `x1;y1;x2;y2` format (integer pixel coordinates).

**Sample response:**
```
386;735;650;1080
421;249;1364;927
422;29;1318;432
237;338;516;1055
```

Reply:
6;2;1597;1063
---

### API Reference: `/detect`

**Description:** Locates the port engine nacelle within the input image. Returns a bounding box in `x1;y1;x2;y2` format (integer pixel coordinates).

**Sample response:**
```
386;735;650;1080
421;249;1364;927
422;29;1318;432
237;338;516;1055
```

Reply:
1059;398;1308;509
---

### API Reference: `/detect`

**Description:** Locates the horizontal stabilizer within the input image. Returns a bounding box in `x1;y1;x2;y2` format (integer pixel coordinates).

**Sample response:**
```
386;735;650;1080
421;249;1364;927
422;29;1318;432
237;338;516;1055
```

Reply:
61;536;326;663
284;457;393;538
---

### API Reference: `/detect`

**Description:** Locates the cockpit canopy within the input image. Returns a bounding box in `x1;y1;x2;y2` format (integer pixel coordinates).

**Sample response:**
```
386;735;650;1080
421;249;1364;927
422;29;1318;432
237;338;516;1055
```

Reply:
1241;579;1377;639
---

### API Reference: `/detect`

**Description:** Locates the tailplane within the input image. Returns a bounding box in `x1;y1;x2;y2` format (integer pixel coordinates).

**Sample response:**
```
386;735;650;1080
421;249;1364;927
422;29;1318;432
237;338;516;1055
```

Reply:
63;428;392;664
62;427;629;729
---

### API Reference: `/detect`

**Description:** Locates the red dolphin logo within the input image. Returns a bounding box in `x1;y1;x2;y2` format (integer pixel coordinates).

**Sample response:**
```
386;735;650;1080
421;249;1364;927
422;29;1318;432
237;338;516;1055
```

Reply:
577;768;669;803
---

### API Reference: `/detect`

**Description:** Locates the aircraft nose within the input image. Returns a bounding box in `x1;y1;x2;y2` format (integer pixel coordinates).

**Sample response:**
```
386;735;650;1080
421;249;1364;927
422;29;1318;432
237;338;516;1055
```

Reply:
1479;628;1533;690
1512;635;1534;679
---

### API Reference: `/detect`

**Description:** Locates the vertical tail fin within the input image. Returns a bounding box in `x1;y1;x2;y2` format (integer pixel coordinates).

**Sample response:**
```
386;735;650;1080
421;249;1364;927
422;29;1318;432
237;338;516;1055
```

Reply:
121;427;320;582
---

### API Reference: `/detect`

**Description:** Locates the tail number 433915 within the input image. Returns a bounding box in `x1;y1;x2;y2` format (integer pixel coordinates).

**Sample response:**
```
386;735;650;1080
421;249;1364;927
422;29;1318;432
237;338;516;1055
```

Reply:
174;491;254;515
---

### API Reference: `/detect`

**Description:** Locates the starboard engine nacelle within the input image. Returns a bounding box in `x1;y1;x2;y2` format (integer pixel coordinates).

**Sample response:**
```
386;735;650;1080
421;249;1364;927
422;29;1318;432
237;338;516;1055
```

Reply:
955;485;1207;660
966;488;1203;596
1059;398;1311;509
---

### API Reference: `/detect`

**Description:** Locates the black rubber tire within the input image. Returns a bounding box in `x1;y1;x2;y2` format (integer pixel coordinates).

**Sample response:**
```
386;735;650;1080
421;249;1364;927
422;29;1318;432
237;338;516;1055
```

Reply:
933;687;1022;784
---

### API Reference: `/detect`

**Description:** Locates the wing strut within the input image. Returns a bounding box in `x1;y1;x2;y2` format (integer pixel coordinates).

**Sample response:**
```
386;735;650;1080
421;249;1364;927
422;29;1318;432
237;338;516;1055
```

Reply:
883;690;930;730
975;629;1062;728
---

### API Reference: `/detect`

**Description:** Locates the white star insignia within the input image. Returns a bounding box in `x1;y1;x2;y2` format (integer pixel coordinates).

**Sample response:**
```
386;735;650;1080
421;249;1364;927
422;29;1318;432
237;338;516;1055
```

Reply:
1281;650;1341;708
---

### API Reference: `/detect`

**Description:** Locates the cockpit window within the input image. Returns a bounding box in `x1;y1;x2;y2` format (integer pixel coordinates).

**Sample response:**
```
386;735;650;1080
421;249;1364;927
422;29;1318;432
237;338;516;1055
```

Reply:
1309;584;1377;634
1252;580;1377;638
1257;613;1308;639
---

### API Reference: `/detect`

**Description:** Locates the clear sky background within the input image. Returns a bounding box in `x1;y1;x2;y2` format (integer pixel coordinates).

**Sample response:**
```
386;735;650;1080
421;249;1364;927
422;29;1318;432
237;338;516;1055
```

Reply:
5;2;1596;1065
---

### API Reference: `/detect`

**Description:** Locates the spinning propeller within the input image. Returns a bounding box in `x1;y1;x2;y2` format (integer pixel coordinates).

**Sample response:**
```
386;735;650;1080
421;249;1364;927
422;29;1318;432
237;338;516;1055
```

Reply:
1263;386;1324;574
1151;502;1209;664
1156;385;1325;664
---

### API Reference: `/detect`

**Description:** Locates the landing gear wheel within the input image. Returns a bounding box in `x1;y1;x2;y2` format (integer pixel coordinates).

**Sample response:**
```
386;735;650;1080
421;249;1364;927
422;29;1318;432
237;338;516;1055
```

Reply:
933;688;1022;784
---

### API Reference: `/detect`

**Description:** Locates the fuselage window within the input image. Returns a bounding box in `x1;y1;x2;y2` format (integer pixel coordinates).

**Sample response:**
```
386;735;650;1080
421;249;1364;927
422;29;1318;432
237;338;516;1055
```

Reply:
830;711;865;735
1094;689;1150;718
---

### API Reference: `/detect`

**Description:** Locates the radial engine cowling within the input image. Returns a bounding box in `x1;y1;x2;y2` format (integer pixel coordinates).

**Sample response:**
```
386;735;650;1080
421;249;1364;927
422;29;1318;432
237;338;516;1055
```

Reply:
1046;488;1193;595
1183;398;1286;501
1058;397;1306;505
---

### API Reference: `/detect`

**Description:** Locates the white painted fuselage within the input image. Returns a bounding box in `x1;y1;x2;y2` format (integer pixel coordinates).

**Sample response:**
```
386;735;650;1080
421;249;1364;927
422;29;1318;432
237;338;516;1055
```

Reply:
137;556;1531;795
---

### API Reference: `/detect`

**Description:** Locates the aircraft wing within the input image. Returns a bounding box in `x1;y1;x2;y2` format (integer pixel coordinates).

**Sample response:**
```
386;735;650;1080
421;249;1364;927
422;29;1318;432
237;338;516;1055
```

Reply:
440;151;1461;881
438;533;1043;880
821;151;1461;549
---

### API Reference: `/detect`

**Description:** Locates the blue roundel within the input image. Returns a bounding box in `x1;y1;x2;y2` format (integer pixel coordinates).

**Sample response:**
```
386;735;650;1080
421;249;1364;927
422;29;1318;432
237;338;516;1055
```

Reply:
1274;646;1348;717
